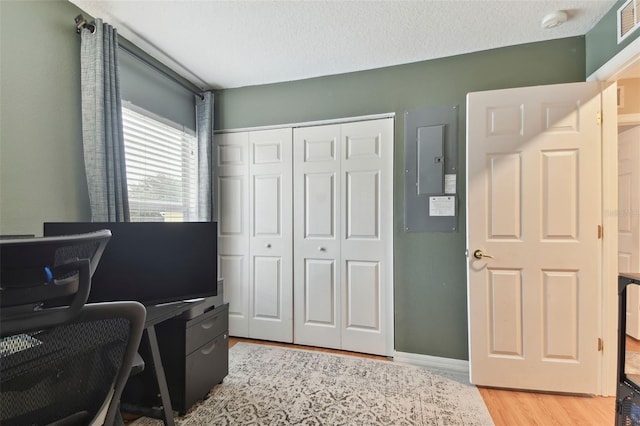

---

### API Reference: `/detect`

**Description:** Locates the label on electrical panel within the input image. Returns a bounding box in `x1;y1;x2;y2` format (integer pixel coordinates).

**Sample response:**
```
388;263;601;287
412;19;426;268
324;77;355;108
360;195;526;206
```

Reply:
429;196;455;217
444;174;456;194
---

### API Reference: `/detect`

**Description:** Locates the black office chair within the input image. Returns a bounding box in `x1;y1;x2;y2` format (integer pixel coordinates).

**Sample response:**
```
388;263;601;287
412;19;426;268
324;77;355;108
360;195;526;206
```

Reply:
0;231;146;426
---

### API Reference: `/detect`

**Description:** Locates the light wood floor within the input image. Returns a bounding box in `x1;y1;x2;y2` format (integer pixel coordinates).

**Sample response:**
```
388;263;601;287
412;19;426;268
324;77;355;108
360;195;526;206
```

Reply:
230;337;618;426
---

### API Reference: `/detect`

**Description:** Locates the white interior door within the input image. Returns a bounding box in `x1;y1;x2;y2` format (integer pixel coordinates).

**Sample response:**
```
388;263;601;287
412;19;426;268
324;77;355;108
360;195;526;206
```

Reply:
340;119;394;356
249;128;293;342
216;132;250;337
293;124;342;349
467;82;603;394
619;125;640;338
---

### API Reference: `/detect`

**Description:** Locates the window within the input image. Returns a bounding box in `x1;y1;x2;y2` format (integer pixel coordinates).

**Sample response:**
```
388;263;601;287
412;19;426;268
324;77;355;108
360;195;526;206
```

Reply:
121;104;198;222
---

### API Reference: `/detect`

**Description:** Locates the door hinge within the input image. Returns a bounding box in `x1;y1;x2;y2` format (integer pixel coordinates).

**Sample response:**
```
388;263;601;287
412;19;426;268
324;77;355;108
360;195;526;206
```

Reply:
598;337;603;352
597;111;602;125
598;225;603;239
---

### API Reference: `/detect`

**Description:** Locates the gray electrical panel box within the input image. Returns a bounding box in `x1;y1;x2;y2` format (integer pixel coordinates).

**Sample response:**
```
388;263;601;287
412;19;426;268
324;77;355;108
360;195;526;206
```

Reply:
404;105;458;232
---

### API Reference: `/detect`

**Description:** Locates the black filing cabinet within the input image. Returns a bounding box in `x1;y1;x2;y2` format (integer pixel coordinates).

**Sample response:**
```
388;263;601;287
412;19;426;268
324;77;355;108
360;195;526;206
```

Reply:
155;303;229;415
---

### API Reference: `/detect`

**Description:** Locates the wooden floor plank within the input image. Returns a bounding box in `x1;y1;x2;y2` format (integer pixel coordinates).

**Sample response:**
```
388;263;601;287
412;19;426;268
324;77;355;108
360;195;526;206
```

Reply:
478;387;614;426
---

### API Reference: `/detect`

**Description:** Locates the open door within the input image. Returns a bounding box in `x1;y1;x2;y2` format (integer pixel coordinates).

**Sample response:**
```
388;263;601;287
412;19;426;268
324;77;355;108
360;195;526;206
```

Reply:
466;81;614;394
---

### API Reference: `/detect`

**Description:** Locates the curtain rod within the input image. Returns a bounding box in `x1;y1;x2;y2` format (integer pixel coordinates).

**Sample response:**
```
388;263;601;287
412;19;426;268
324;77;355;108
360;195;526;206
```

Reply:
74;14;205;100
118;43;205;100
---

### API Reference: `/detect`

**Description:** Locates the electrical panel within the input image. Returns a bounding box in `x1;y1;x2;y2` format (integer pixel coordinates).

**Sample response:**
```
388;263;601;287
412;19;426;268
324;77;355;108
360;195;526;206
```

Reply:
404;105;458;232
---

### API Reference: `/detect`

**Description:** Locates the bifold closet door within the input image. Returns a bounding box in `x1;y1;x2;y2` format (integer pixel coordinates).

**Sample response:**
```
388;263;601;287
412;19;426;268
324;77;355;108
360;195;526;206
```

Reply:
216;132;250;338
339;119;393;356
293;124;342;349
248;128;293;342
216;128;293;342
293;118;394;356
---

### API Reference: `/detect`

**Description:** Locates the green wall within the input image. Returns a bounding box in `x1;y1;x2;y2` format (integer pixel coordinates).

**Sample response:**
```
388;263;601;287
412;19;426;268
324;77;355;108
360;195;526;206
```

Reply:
216;38;586;360
0;0;90;236
586;0;640;76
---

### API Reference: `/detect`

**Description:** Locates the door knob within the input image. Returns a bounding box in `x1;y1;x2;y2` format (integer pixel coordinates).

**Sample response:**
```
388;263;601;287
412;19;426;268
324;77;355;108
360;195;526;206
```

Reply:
473;249;494;260
318;247;326;252
266;243;272;248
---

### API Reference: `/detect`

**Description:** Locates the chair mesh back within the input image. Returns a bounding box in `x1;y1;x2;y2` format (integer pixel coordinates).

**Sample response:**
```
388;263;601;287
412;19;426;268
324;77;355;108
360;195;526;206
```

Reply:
53;241;102;274
1;235;106;316
1;316;131;425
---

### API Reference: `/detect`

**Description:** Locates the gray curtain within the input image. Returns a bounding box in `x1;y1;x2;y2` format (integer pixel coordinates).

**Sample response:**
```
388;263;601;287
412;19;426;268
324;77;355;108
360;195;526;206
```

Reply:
196;91;214;221
80;19;130;222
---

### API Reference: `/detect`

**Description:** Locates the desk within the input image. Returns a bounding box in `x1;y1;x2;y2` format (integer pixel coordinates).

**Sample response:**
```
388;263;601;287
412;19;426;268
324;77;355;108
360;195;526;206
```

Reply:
122;300;205;426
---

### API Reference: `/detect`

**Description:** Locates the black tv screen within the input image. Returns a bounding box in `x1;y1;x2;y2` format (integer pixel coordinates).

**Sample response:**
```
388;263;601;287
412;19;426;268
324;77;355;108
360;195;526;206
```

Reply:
44;222;217;306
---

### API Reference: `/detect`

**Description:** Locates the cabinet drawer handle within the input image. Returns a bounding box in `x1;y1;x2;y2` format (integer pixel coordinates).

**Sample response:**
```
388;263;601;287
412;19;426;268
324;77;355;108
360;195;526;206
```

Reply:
201;341;216;355
200;318;218;329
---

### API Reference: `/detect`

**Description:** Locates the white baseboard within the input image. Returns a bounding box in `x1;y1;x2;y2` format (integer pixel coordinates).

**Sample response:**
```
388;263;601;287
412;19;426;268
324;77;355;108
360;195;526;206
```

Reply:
393;351;469;375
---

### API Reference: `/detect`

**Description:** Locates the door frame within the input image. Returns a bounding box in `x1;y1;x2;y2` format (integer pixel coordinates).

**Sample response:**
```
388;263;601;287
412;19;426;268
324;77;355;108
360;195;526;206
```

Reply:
588;36;640;396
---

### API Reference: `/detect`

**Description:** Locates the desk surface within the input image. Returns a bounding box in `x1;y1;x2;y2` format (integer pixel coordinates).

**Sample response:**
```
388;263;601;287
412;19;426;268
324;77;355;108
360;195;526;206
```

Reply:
145;300;205;328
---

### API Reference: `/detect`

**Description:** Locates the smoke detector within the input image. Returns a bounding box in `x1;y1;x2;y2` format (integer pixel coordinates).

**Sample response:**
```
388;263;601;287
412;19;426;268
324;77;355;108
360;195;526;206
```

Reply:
541;11;568;29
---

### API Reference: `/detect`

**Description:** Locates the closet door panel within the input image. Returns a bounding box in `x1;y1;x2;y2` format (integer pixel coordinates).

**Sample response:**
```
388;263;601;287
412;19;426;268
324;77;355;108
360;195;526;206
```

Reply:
293;125;342;349
304;259;337;324
249;128;293;342
252;256;283;318
253;175;282;236
340;119;394;356
345;260;381;330
305;173;336;238
345;170;380;240
216;132;250;337
219;176;246;241
218;254;246;328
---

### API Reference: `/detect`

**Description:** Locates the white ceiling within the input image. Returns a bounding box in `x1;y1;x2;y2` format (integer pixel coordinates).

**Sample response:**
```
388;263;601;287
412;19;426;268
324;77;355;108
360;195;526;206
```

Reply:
70;0;619;90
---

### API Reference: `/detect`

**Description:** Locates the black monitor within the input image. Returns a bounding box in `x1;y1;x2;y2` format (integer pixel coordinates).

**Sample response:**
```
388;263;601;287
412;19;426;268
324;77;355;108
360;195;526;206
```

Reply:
44;222;217;306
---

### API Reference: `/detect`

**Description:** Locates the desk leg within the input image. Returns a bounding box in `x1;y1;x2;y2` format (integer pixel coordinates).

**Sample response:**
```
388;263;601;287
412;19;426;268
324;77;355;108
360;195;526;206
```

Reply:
146;325;176;426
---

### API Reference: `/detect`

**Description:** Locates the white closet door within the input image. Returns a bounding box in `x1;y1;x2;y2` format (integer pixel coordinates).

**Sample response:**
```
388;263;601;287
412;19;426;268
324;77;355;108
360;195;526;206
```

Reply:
293;118;394;356
340;119;394;356
293;124;342;349
216;132;250;337
248;128;293;342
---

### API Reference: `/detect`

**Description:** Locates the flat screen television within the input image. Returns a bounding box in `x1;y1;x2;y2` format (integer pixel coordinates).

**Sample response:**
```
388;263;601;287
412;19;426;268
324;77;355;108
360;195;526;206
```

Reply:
44;222;217;306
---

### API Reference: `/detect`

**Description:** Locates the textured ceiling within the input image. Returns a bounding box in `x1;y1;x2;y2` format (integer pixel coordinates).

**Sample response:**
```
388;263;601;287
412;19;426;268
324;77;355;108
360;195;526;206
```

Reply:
70;0;618;89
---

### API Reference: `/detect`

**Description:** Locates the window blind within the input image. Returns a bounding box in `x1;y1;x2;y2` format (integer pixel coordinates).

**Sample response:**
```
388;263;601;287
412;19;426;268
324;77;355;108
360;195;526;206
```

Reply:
122;105;198;222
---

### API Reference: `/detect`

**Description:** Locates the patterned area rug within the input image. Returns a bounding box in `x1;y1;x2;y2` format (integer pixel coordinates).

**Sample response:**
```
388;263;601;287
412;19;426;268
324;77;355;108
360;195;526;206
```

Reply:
132;342;494;425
